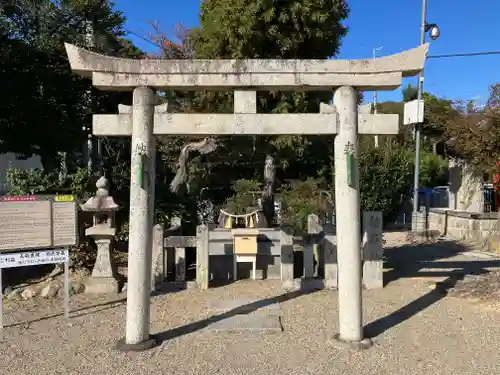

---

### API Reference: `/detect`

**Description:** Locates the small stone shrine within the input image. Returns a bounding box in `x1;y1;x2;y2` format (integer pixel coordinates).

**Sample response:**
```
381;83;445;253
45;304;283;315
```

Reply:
81;176;120;294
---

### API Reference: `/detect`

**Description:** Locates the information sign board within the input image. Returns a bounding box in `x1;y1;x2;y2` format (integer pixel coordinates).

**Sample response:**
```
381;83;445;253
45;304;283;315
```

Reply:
0;248;70;329
0;249;68;269
0;195;78;252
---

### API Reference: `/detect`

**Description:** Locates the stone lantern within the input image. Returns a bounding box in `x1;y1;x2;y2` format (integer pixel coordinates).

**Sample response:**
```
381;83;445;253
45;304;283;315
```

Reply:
81;176;120;294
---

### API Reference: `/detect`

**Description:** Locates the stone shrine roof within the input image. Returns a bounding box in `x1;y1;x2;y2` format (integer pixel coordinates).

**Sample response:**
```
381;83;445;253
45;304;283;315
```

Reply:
80;176;119;212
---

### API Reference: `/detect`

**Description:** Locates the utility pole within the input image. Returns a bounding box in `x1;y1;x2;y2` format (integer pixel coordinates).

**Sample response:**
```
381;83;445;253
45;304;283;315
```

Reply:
411;0;440;230
372;47;383;148
412;0;428;229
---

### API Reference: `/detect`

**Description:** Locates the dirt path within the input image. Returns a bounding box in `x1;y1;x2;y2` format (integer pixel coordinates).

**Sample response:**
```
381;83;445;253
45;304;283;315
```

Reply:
1;274;500;375
2;233;500;375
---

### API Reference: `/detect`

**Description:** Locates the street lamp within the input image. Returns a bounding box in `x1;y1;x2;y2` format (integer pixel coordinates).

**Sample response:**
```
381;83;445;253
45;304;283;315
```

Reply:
425;23;440;40
412;0;440;231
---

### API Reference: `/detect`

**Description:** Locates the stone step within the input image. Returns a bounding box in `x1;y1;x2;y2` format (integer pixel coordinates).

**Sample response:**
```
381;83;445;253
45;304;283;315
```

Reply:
208;298;280;315
206;314;283;333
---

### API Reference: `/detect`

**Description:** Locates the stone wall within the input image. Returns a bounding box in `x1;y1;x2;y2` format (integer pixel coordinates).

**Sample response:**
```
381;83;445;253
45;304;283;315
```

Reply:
428;207;498;241
448;158;484;212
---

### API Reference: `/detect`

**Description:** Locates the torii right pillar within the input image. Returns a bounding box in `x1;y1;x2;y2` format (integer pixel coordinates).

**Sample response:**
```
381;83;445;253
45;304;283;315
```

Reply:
332;86;372;349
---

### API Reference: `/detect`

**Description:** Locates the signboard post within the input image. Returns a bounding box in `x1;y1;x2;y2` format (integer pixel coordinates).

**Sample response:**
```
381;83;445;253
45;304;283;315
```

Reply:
0;248;70;329
0;195;78;329
403;99;425;125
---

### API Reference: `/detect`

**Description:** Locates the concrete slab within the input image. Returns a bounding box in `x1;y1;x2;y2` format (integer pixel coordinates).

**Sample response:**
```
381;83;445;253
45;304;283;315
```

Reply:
208;298;280;314
206;314;283;333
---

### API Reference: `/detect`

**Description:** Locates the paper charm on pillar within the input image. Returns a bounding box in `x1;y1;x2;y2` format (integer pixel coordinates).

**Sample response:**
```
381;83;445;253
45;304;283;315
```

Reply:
135;144;147;189
117;103;168;191
344;142;355;187
320;101;399;188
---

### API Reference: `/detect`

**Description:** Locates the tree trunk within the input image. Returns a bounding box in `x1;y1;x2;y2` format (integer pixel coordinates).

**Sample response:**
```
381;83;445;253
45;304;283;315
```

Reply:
261;154;276;226
40;152;59;173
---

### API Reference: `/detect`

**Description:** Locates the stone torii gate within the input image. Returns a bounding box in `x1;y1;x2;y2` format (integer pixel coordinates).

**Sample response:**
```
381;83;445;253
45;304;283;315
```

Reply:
65;43;428;351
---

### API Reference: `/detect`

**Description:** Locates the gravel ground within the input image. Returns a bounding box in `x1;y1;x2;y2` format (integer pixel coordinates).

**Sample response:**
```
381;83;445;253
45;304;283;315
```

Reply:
446;269;500;307
2;232;500;375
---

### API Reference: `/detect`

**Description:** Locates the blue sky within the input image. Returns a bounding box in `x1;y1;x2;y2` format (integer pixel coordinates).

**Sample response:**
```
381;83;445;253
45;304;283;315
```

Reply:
114;0;500;105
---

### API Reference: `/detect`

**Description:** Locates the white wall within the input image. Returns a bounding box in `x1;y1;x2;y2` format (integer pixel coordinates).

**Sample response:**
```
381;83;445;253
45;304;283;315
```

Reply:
448;158;484;213
0;153;43;193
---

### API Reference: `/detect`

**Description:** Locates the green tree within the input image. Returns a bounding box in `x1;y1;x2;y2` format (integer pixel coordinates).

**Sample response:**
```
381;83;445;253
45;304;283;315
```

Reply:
402;83;418;102
191;0;348;59
1;0;149;237
165;0;350;212
189;0;348;114
444;83;500;175
422;93;458;145
359;141;414;223
0;0;138;170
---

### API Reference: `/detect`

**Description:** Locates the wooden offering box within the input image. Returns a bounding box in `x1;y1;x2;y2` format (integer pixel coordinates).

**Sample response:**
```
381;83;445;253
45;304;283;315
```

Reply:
232;229;259;255
232;229;259;280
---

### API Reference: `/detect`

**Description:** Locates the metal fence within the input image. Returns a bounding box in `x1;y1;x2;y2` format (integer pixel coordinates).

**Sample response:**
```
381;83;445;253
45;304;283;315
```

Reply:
392;184;497;228
391;186;449;228
484;183;495;213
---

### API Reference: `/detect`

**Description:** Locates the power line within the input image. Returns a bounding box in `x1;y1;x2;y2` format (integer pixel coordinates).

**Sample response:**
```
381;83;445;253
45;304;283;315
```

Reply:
124;28;500;61
428;51;500;59
124;28;161;49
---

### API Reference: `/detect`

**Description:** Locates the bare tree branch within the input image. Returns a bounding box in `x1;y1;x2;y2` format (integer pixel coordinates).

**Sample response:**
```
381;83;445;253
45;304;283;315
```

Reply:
170;137;218;193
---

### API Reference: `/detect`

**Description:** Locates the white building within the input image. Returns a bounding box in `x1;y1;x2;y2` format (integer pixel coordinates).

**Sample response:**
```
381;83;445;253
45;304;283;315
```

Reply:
0;153;43;194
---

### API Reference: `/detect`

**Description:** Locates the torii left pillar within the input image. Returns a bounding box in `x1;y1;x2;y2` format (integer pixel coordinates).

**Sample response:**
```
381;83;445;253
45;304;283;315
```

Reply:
116;86;158;351
331;86;372;350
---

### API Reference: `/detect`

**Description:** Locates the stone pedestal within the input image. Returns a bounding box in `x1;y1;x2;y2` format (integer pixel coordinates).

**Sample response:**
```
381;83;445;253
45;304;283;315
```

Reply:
85;276;119;294
85;237;119;294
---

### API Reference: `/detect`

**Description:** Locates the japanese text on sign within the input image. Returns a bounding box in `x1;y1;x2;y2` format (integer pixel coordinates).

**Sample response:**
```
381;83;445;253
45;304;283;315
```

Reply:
0;196;37;202
0;249;69;269
55;195;74;202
